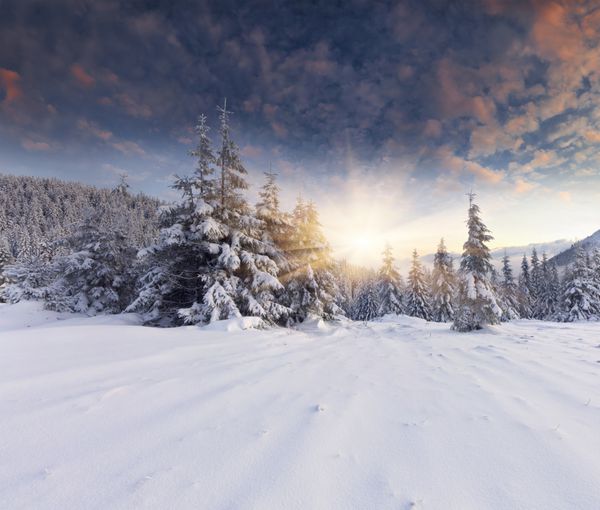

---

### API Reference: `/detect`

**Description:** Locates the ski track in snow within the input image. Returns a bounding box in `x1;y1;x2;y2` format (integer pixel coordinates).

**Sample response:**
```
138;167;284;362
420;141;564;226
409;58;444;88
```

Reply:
1;303;599;509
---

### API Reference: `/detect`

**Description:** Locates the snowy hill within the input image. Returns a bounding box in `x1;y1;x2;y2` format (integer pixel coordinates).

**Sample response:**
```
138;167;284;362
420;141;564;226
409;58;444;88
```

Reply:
1;302;600;509
550;229;600;267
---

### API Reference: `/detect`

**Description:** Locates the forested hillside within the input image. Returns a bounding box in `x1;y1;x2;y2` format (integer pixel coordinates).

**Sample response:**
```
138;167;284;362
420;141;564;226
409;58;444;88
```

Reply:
0;174;160;260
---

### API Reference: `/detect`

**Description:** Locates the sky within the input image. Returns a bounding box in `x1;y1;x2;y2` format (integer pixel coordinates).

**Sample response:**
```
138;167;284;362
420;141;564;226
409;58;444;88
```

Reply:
1;0;600;266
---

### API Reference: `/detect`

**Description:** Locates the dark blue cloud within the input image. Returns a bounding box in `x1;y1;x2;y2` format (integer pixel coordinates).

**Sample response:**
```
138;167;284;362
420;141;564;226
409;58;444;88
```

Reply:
0;0;599;201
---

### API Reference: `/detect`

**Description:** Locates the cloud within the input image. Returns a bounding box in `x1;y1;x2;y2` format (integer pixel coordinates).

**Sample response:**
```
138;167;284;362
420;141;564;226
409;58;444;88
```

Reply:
558;190;572;203
70;64;95;88
241;144;263;158
514;177;538;194
111;140;146;156
21;138;51;151
77;119;113;141
0;68;22;103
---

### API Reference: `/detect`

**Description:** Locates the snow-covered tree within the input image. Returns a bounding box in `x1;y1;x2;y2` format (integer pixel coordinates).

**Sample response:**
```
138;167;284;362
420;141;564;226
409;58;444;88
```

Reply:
131;103;288;326
431;238;455;322
453;193;502;332
535;255;560;321
284;198;341;322
351;278;380;321
559;245;600;321
189;114;216;200
5;211;137;314
255;170;292;273
530;248;542;303
376;243;404;316
517;254;533;318
0;239;13;301
499;254;520;320
405;249;431;320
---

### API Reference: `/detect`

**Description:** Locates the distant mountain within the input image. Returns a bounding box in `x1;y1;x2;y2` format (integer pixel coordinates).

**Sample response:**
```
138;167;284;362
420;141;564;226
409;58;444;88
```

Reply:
549;229;600;267
397;238;574;274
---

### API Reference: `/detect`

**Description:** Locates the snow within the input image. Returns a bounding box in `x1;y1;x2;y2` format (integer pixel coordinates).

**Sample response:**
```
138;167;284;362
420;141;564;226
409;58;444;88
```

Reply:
1;302;600;509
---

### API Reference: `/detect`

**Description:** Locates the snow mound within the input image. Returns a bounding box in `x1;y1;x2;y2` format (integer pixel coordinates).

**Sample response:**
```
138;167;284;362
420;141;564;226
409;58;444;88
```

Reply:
201;315;265;332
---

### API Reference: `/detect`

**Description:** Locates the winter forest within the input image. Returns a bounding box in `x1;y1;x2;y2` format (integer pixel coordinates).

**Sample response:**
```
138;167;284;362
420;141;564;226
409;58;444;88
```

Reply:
1;104;599;331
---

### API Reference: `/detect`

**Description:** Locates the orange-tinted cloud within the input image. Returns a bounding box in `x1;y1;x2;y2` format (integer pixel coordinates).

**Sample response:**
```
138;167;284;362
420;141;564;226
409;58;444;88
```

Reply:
0;68;23;103
21;138;51;151
436;58;496;124
71;64;95;88
514;177;538;194
77;119;113;140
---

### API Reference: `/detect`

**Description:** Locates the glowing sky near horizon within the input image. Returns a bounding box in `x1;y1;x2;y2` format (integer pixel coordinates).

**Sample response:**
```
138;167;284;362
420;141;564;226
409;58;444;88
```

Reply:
1;0;600;266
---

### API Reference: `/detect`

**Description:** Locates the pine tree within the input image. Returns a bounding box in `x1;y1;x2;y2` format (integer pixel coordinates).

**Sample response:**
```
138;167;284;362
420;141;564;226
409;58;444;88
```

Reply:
559;245;600;321
431;238;455;322
453;193;502;332
405;249;431;320
5;211;137;314
0;239;13;301
256;170;292;273
351;278;380;321
499;254;520;320
180;101;288;325
376;243;404;316
284;198;341;322
536;258;560;320
130;105;287;325
518;254;533;318
189;114;216;200
530;248;542;304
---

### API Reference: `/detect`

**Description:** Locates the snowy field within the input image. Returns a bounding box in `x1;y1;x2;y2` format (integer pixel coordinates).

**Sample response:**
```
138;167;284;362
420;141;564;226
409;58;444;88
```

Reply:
1;303;600;510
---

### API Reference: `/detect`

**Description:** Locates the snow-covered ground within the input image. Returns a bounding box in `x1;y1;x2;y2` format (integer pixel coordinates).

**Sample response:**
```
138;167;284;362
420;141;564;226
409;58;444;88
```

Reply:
1;302;599;510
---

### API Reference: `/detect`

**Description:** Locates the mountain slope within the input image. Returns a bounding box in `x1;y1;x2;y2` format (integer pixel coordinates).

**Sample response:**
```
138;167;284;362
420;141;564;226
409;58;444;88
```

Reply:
550;229;600;266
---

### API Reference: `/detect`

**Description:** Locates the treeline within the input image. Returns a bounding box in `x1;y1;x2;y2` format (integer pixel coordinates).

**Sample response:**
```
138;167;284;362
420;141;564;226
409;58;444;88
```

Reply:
350;234;600;327
0;174;160;260
1;105;599;330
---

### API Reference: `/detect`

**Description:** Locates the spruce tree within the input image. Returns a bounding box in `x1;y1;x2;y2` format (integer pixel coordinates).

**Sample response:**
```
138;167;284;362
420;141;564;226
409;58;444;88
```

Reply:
499;254;520;320
518;254;533;318
351;278;380;321
255;170;292;273
452;193;502;332
530;248;542;305
130;104;287;325
180;101;288;325
405;249;431;320
284;198;341;322
5;211;137;314
536;258;560;320
377;243;404;316
559;245;600;321
431;238;455;322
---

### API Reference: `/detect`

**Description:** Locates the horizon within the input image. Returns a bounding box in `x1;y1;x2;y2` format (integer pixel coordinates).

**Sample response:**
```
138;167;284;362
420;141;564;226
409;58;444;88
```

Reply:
2;0;600;264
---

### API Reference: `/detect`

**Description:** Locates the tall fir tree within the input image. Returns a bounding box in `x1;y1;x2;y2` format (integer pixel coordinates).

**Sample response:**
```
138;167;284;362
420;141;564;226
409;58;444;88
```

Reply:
284;198;341;322
377;243;404;316
130;104;287;325
535;257;560;320
530;248;542;305
499;253;520;320
405;249;431;320
518;254;533;318
5;211;137;314
559;245;600;321
351;278;380;321
255;170;292;273
453;193;502;332
431;238;455;322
